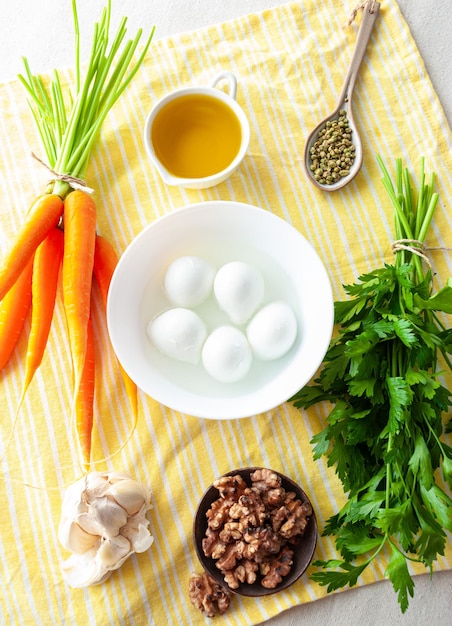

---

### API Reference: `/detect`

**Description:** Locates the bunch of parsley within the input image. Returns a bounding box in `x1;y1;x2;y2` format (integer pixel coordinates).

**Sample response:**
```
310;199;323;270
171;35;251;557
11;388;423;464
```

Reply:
292;157;452;612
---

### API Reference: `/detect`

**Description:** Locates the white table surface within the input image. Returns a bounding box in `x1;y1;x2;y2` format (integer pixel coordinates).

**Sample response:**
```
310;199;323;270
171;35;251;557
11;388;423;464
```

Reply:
1;2;451;624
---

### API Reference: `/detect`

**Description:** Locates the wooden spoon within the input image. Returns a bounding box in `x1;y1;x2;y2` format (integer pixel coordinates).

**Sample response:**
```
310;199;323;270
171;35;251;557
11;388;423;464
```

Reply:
304;1;380;191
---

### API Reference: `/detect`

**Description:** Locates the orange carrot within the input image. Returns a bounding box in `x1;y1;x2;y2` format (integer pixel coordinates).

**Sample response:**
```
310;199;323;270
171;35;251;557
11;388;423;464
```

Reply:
0;256;34;370
75;314;95;467
17;227;64;407
93;235;119;301
0;193;63;302
62;190;97;404
93;234;138;417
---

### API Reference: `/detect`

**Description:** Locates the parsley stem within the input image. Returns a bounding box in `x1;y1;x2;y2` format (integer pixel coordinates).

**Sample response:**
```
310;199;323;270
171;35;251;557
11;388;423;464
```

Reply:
426;421;447;458
386;433;393;510
387;536;424;565
414;158;425;236
417;191;439;243
377;156;425;280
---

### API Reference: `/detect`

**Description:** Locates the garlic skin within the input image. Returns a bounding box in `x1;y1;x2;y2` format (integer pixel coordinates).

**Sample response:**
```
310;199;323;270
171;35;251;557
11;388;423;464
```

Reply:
58;471;153;588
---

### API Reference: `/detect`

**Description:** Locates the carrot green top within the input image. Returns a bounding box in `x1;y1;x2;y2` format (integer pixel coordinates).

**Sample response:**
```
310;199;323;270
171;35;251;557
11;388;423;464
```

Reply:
18;0;154;199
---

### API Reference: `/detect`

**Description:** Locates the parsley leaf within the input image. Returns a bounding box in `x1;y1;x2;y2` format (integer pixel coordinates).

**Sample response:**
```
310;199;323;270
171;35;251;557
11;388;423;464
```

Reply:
385;546;415;613
408;434;434;488
310;559;369;592
420;485;452;532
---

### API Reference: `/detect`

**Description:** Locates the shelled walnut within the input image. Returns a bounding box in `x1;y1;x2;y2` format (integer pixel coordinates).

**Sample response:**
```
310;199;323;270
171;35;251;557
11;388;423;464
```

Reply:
189;571;231;617
260;545;294;588
272;491;313;539
201;468;313;591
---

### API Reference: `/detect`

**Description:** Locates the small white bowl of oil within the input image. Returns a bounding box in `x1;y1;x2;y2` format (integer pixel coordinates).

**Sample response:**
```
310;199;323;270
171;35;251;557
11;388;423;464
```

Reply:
143;72;250;189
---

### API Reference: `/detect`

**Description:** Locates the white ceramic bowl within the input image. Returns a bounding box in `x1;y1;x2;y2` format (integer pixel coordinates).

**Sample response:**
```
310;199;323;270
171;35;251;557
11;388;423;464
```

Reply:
107;201;333;419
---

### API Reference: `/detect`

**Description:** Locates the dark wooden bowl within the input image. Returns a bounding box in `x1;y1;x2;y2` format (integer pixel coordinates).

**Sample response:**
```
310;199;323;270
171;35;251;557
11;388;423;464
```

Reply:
193;467;317;597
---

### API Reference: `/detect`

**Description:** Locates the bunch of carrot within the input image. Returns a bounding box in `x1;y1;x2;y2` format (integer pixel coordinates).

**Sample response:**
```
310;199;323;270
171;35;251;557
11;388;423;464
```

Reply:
0;1;154;469
0;189;137;467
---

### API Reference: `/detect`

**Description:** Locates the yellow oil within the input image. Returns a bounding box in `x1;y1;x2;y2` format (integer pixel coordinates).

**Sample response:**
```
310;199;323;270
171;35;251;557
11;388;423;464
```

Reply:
151;94;242;178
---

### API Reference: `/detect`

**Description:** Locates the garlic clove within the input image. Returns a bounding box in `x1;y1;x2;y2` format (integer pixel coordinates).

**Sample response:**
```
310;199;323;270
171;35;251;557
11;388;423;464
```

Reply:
60;479;89;519
122;521;154;553
61;472;109;520
87;496;128;538
105;471;133;484
61;536;134;588
97;535;131;568
120;500;153;552
87;471;110;490
84;472;110;504
83;472;111;501
61;548;111;588
58;519;99;554
107;479;148;516
75;511;105;538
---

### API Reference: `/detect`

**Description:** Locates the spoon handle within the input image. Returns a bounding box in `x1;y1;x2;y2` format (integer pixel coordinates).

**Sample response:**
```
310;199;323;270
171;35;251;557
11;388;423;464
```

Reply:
337;1;380;106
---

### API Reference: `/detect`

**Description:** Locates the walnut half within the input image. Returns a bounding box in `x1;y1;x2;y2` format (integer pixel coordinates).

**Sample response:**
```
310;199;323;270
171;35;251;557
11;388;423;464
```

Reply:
260;546;294;589
188;571;231;618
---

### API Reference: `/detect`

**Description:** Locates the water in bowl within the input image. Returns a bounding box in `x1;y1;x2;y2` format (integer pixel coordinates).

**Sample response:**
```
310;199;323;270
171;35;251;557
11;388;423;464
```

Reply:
139;240;303;399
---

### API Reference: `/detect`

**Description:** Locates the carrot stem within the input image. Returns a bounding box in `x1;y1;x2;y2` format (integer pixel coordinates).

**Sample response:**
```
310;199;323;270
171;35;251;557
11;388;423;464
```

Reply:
18;0;154;187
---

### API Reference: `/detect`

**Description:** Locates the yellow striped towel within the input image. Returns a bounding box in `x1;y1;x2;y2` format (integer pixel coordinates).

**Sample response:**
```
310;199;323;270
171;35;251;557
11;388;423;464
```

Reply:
0;1;451;624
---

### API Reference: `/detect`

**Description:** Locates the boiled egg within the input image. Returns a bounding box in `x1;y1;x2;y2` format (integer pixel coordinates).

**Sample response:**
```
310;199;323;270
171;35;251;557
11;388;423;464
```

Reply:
214;261;265;324
202;326;252;383
163;255;215;307
246;301;297;360
147;308;207;364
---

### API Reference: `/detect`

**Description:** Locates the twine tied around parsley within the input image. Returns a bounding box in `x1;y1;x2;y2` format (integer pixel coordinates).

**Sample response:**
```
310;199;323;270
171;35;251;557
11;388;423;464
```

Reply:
391;238;452;268
391;238;431;266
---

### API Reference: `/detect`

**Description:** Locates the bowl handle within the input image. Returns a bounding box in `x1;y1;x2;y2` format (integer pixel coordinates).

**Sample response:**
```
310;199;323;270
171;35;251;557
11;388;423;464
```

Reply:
209;71;237;100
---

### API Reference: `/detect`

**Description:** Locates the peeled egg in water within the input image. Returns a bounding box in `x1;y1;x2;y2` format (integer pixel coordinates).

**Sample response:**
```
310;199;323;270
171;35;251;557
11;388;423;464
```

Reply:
147;308;207;364
202;325;252;383
246;301;297;360
164;255;215;307
214;261;265;324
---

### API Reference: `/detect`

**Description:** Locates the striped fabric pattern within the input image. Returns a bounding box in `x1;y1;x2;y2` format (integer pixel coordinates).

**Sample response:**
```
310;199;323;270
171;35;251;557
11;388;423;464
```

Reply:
1;1;452;624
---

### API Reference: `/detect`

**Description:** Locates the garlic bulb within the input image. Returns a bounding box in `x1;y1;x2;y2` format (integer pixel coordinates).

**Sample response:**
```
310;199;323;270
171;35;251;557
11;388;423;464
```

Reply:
58;471;153;588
